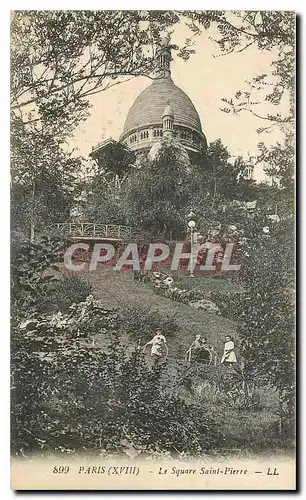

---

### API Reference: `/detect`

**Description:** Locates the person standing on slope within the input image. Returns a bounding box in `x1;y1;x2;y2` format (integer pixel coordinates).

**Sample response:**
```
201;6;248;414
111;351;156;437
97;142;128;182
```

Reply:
143;329;168;360
221;335;237;364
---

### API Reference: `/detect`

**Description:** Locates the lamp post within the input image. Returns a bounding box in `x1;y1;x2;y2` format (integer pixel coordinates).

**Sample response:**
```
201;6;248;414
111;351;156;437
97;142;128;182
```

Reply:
187;210;196;278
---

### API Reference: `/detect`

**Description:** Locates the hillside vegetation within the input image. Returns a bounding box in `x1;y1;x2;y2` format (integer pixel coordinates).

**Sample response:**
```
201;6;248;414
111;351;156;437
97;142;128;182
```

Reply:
74;267;238;357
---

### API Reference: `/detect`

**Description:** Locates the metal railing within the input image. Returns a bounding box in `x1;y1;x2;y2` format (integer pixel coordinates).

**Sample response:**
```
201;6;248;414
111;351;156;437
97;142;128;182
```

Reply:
54;223;132;240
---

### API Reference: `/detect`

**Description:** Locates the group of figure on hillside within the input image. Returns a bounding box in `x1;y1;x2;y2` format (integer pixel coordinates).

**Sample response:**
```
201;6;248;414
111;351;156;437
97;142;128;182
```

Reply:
142;330;237;368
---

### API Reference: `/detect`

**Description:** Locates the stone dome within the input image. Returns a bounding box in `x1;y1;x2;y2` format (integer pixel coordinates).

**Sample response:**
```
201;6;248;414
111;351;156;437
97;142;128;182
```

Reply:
119;41;207;160
121;77;204;139
91;41;207;170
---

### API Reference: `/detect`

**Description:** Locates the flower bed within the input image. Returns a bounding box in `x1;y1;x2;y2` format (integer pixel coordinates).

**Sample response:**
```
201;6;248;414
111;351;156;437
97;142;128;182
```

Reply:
134;271;221;315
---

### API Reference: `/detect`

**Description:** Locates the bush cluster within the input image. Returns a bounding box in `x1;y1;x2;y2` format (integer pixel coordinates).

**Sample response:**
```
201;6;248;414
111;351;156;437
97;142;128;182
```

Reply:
11;316;225;457
45;274;93;314
118;306;178;341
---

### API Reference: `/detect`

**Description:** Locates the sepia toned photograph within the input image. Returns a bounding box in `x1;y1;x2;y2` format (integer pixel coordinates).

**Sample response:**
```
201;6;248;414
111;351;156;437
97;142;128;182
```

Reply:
10;9;295;490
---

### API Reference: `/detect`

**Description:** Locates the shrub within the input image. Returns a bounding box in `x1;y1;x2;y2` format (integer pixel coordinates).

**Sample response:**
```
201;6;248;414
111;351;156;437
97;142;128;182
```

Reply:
12;298;121;360
45;275;93;313
11;234;68;316
69;295;120;335
209;291;242;320
11;319;224;457
118;306;178;341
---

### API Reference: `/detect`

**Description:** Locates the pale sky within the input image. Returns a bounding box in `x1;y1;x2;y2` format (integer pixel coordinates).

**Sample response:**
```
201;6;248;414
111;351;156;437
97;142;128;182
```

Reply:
70;22;289;182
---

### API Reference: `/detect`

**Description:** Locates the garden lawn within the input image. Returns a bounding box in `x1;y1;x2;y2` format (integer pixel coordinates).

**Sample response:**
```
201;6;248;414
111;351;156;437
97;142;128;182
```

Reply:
74;267;238;359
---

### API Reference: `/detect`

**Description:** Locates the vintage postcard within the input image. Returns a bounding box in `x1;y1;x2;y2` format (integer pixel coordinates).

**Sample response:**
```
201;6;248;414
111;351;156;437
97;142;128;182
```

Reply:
10;10;296;490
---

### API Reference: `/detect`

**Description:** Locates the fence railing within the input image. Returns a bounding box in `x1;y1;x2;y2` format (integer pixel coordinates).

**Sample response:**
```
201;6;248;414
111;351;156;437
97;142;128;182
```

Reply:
53;223;132;240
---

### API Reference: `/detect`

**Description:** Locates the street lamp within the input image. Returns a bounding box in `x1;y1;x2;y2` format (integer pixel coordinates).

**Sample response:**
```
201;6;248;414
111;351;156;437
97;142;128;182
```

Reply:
187;210;196;277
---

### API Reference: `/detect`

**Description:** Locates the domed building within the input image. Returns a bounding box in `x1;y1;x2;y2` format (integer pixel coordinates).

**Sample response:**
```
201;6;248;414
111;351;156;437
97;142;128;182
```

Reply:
90;39;207;166
120;40;207;163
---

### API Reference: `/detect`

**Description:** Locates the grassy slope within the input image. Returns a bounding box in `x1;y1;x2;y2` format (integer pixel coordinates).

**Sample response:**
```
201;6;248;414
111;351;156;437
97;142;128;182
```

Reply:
78;267;238;357
63;267;283;452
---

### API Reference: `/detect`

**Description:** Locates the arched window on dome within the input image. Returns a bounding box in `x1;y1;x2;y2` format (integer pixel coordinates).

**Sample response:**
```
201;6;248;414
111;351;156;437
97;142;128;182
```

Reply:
181;130;191;142
140;130;149;140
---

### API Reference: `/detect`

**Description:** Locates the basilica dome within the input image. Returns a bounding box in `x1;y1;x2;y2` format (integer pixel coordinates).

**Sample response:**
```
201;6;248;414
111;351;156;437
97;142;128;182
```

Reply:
121;77;203;138
119;42;207;160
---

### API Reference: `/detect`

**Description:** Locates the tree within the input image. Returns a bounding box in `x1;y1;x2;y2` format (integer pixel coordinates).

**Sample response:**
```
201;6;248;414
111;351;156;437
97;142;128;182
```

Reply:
84;139;258;233
257;134;295;196
84;142;136;222
186;140;257;235
11;11;181;136
195;139;256;202
10;11;183;239
182;12;295;436
237;217;295;437
90;141;136;180
182;11;294;189
85;180;127;225
11;117;83;239
121;145;194;238
78;144;131;223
